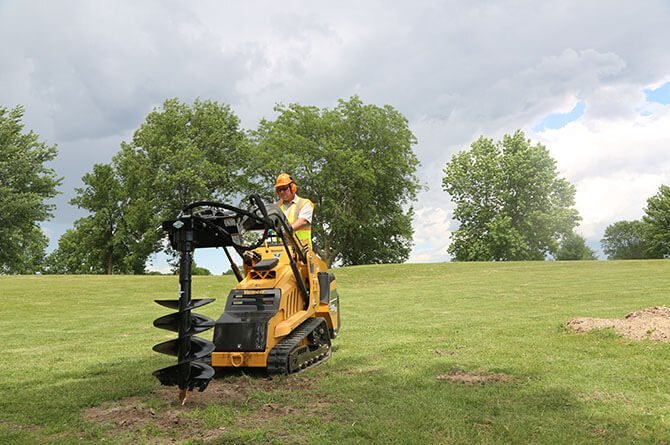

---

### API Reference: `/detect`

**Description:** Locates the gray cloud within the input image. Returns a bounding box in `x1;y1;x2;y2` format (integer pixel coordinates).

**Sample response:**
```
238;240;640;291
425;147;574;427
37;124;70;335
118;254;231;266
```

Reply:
1;0;669;267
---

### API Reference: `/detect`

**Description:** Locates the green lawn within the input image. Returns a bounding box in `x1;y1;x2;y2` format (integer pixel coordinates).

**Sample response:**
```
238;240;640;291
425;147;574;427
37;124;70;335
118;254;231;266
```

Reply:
1;260;669;444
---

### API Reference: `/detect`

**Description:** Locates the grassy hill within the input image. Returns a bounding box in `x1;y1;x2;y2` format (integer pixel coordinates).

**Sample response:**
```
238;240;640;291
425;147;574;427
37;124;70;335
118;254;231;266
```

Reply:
1;260;669;444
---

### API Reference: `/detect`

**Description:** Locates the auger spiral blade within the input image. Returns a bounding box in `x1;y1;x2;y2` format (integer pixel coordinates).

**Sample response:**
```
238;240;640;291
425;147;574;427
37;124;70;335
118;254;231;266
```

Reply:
152;361;216;389
152;336;216;359
153;311;215;335
151;232;216;402
155;298;215;311
152;297;216;398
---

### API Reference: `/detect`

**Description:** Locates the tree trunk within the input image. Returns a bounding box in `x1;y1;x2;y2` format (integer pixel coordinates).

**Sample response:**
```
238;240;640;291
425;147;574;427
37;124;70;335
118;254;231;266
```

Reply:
106;249;113;275
319;248;337;268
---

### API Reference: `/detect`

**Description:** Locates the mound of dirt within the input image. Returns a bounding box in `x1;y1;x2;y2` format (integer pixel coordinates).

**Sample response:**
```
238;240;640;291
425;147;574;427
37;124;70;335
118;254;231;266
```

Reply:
436;369;515;384
567;306;670;342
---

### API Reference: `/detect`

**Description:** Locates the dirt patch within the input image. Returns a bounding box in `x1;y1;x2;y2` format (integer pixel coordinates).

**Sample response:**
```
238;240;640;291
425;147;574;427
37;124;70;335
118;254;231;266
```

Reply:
84;396;197;442
83;375;324;444
0;420;42;434
436;369;515;384
567;306;670;342
433;349;457;357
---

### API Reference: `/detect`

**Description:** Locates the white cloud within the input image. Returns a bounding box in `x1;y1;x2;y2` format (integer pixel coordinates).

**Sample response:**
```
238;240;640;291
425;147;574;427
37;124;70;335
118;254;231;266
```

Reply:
537;107;670;182
574;174;665;239
534;101;670;244
409;206;453;263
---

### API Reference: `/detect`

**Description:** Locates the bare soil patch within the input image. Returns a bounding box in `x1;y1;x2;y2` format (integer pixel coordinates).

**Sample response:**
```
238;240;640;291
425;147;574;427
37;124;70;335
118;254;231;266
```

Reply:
83;374;323;444
436;369;515;384
567;306;670;342
84;396;201;443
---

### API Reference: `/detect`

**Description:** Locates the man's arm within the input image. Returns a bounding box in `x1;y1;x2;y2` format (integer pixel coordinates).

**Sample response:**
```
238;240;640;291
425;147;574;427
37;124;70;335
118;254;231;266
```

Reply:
293;200;313;230
291;217;309;230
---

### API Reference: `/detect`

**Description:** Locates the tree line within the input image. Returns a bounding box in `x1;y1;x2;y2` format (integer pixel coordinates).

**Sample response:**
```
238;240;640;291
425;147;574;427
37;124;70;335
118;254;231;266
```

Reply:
442;130;670;261
600;189;670;260
1;97;419;274
1;100;669;274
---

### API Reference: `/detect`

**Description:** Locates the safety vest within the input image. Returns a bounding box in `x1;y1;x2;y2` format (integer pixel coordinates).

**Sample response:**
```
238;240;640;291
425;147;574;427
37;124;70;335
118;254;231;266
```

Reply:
280;197;313;249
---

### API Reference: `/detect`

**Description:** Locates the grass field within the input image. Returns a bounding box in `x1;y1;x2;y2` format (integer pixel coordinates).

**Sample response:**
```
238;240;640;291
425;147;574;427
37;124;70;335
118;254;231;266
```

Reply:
1;260;669;444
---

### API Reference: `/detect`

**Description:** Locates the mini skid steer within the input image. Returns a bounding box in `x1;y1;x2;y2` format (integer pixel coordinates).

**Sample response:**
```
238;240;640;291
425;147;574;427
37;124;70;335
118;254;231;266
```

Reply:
152;194;340;402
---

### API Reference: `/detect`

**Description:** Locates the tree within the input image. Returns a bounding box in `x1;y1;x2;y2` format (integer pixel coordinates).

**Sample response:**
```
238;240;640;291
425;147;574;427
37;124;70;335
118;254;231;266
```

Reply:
442;130;580;261
46;164;134;274
192;263;212;276
44;219;106;274
0;105;61;273
66;98;248;273
642;184;670;258
555;232;596;260
249;96;421;266
601;220;651;259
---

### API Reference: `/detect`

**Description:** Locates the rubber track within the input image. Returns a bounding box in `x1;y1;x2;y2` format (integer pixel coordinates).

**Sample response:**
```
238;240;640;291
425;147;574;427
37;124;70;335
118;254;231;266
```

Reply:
267;317;331;375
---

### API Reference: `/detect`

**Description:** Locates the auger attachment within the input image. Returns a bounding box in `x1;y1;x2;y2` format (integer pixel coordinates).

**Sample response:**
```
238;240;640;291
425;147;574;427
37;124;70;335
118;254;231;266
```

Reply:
153;217;216;404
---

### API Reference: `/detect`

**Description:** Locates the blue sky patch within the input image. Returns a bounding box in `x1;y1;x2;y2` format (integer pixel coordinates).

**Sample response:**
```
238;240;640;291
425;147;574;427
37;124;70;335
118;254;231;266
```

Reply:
533;101;585;132
645;82;670;105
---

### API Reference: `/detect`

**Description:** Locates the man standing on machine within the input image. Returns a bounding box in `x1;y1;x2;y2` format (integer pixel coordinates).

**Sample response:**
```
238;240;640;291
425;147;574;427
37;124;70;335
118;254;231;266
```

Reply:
275;173;314;249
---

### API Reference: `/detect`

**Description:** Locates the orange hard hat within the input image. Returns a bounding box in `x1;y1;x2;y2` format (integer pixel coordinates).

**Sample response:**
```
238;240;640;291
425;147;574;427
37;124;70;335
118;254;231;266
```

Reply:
275;173;297;193
275;173;294;188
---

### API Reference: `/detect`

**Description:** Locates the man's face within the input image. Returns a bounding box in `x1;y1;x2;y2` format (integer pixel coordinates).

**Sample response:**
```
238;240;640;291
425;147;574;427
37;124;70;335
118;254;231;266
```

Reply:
276;184;295;201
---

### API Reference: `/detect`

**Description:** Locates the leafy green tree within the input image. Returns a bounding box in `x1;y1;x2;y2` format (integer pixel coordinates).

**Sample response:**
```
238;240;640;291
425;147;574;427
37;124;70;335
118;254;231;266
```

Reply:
555;232;596;260
442;130;580;261
192;263;212;276
10;226;50;274
64;98;248;273
46;164;134;274
0;105;61;273
642;184;670;258
249;96;421;266
44;219;106;274
601;220;651;259
114;98;248;272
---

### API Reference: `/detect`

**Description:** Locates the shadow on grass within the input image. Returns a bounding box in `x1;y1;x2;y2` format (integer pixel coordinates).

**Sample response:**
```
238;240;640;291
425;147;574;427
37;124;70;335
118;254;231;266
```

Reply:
0;356;158;427
312;353;665;444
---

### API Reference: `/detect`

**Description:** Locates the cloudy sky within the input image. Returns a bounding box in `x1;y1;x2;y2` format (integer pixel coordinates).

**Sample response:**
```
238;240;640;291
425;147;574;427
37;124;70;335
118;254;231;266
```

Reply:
2;1;669;273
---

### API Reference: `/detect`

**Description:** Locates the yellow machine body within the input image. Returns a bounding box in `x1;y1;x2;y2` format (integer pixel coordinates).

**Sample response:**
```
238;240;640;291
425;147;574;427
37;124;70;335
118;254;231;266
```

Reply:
211;240;339;371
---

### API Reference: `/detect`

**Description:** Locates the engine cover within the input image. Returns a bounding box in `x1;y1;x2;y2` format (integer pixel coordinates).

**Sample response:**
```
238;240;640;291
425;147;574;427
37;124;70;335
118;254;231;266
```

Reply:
213;289;281;352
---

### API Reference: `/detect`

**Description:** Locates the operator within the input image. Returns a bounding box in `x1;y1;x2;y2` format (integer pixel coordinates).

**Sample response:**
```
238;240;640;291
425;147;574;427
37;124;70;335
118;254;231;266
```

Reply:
275;173;313;249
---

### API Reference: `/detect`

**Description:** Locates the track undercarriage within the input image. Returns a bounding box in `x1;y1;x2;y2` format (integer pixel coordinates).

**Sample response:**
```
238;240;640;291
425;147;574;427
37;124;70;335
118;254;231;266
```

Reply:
268;318;332;375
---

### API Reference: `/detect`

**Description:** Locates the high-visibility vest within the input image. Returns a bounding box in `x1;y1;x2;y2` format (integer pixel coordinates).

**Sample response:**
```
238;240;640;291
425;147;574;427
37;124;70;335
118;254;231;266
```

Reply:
280;197;313;249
